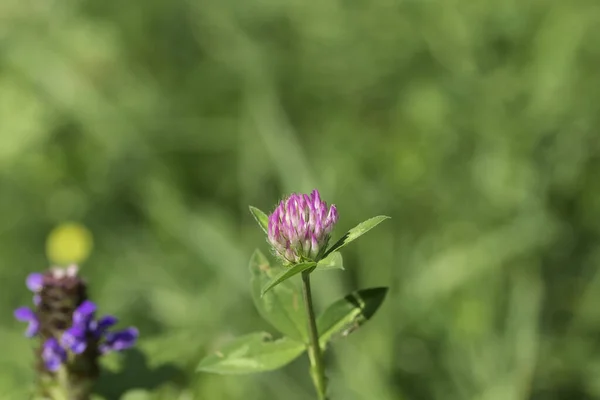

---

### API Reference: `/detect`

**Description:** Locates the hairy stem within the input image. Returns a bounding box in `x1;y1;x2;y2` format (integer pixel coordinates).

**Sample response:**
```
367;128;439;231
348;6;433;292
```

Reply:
301;271;328;400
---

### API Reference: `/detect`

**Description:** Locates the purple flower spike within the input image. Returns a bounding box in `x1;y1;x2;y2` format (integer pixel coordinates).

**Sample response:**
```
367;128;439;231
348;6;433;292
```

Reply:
42;338;67;372
14;307;39;337
267;189;339;263
26;273;44;292
99;327;139;354
15;266;139;379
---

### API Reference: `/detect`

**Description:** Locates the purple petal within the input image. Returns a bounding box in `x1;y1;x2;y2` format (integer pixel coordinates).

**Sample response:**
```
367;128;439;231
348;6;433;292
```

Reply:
73;300;97;326
268;217;275;238
33;294;41;306
318;203;327;221
314;219;323;237
14;307;39;337
311;189;322;209
25;320;39;337
26;273;44;292
61;326;87;354
271;224;281;243
42;338;67;372
44;357;62;372
92;315;118;338
14;307;35;322
100;327;138;354
327;205;339;226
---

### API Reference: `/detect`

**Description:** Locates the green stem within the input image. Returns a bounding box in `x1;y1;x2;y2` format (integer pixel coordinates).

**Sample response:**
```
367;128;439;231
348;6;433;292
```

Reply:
35;367;93;400
301;271;328;400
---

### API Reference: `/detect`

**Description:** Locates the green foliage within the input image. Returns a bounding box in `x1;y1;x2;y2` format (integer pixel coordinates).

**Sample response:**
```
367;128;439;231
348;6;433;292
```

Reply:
200;248;388;381
2;0;600;398
249;206;269;235
250;250;307;342
317;287;388;348
323;216;391;258
196;333;305;374
315;252;344;272
260;262;317;296
200;199;391;395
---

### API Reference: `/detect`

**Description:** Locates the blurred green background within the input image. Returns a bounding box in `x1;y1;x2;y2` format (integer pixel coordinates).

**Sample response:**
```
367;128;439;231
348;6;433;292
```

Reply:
2;0;600;398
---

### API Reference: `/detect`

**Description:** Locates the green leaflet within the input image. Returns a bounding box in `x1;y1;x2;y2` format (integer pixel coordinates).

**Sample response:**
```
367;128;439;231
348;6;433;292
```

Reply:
249;206;269;234
315;251;344;271
323;216;390;258
260;261;317;297
196;332;305;375
317;287;389;347
250;250;308;342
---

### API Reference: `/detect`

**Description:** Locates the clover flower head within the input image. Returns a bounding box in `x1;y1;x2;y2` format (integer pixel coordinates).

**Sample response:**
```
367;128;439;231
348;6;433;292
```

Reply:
267;189;338;264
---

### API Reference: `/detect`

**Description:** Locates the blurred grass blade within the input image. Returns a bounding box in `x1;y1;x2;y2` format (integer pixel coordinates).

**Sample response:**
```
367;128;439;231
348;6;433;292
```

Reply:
317;287;388;347
196;332;305;375
261;262;317;296
323;216;391;258
316;251;344;272
250;250;307;342
249;206;269;234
